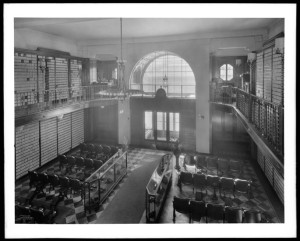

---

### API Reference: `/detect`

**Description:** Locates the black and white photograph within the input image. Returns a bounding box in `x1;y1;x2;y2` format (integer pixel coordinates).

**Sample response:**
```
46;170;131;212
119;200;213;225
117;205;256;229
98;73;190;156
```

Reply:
4;3;296;239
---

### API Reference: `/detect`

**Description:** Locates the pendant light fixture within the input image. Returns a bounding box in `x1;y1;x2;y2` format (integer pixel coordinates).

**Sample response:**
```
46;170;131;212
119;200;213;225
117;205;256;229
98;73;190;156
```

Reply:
117;18;126;91
163;52;168;88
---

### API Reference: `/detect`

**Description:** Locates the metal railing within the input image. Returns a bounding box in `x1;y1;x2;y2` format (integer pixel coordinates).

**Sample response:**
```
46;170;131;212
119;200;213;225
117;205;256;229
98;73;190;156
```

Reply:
210;84;284;158
15;85;127;109
83;151;127;213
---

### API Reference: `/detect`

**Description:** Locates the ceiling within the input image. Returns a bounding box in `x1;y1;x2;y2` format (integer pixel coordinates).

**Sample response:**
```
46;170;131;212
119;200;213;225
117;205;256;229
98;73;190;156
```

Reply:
14;18;279;42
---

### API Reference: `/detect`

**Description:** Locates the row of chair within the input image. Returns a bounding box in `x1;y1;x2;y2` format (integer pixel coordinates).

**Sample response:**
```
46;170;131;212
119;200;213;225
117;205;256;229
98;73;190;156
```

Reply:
173;196;262;223
79;143;118;158
28;171;85;200
15;203;56;224
183;154;244;177
178;172;252;199
59;155;104;177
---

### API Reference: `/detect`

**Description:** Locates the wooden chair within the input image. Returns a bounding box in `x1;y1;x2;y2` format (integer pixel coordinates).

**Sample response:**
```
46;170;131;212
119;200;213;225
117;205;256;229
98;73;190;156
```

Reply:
234;178;252;199
217;158;229;177
193;173;207;200
195;155;208;174
243;209;262;223
229;159;243;178
173;196;190;223
178;171;194;191
47;174;60;192
219;177;235;199
74;156;85;172
224;206;243;223
206;156;218;175
206;175;220;201
206;203;224;223
58;154;68;171
58;176;71;199
189;200;206;223
84;158;94;178
69;178;84;200
66;155;76;174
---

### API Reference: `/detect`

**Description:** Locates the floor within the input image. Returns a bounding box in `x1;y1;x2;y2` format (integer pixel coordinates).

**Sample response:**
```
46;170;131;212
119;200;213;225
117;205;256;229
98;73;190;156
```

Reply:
15;147;283;224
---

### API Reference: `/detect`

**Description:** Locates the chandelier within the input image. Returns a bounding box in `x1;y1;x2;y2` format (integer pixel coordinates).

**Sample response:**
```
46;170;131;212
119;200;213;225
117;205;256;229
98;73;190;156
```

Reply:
162;52;168;88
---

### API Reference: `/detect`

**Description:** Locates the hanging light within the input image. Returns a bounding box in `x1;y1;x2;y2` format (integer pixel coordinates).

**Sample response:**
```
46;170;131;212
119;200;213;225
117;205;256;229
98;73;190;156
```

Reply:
163;52;168;88
117;18;126;91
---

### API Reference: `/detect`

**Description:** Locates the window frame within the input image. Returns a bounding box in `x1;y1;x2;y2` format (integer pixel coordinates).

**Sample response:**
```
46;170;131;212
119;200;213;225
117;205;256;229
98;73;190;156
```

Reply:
144;111;180;143
220;64;234;81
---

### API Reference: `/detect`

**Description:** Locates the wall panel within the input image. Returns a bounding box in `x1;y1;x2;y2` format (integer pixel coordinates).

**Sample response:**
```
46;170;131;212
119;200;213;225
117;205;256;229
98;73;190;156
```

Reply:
263;48;272;101
256;52;264;98
58;113;71;155
15;123;40;179
71;110;84;148
40;117;57;165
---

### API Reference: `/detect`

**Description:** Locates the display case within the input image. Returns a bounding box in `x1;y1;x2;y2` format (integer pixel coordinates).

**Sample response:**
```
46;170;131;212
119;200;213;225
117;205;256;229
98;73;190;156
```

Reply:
83;151;127;213
145;153;173;223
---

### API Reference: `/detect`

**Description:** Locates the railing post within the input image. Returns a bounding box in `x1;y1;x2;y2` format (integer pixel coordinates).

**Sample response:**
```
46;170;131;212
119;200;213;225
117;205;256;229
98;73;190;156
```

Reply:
248;94;252;123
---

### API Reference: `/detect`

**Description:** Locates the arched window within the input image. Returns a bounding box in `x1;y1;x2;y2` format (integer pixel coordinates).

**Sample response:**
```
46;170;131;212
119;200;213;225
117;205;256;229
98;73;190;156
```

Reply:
220;64;233;81
130;51;195;98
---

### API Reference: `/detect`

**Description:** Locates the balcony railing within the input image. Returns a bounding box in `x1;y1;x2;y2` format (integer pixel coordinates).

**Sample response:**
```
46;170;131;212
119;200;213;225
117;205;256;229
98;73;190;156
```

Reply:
14;85;127;109
210;84;284;159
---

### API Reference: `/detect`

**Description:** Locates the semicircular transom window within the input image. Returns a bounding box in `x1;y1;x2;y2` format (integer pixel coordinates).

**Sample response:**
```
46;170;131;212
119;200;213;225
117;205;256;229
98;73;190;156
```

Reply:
220;64;233;81
130;51;195;98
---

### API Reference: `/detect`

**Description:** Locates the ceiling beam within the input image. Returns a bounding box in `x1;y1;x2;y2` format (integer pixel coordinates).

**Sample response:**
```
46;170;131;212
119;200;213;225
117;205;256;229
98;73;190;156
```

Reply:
14;18;115;29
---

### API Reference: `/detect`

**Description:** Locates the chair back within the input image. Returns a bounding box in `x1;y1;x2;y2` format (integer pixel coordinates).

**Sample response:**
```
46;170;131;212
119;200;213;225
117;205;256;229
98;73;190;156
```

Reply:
235;178;250;195
28;170;39;185
224;206;243;223
75;156;85;167
48;174;60;187
244;210;262;223
220;177;235;192
195;155;207;170
58;155;68;165
37;172;48;185
59;176;70;188
229;159;242;173
95;144;103;154
15;204;30;217
102;145;111;156
180;171;193;185
206;203;224;222
110;146;118;156
30;207;45;223
206;175;220;188
217;158;229;175
67;155;76;166
173;196;190;214
69;178;83;191
207;156;218;170
87;143;95;153
84;158;94;168
80;143;88;152
190;200;206;222
93;160;103;170
193;173;206;189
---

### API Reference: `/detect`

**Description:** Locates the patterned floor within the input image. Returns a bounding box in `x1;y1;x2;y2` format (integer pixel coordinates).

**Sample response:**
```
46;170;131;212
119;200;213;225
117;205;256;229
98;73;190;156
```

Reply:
140;153;281;223
15;148;167;224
